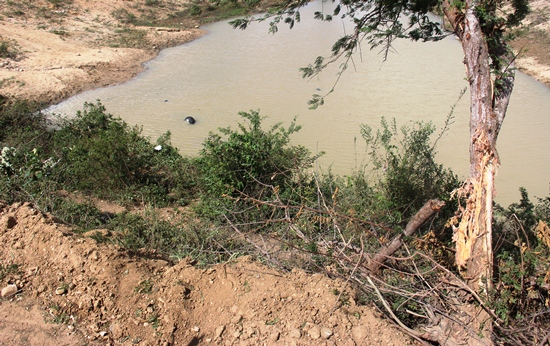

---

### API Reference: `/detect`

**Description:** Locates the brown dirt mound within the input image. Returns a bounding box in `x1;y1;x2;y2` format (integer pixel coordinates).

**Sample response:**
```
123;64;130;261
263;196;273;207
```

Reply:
0;201;414;345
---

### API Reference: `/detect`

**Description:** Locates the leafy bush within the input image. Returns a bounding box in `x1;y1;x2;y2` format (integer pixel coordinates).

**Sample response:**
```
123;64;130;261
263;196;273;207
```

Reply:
106;28;149;49
0;97;50;148
195;110;318;219
0;98;57;207
492;189;550;328
304;118;460;269
535;195;550;223
52;101;195;205
111;8;137;24
51;198;106;230
107;209;248;264
361;118;459;221
47;0;73;9
0;99;197;214
189;4;202;16
145;0;160;6
310;118;459;249
0;145;58;205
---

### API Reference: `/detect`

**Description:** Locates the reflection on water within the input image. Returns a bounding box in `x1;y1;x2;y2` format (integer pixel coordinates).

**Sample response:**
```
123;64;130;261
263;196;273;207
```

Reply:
48;1;550;206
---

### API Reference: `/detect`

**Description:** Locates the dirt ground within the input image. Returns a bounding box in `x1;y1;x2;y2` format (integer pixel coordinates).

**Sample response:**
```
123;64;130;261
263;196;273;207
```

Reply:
0;1;549;345
509;0;550;86
0;201;415;345
0;0;205;105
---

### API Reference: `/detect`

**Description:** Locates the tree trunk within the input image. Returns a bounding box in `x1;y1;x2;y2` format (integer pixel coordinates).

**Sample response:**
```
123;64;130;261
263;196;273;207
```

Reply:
441;1;517;344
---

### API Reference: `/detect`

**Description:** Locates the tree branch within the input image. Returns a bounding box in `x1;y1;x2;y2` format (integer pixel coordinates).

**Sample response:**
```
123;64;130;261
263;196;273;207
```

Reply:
368;199;445;273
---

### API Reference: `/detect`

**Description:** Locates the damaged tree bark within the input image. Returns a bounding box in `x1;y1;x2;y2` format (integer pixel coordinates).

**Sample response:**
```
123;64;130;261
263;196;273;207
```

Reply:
440;0;521;344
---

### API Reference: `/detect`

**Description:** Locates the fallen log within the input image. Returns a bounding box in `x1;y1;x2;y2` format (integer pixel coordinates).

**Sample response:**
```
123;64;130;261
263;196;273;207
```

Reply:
368;199;445;274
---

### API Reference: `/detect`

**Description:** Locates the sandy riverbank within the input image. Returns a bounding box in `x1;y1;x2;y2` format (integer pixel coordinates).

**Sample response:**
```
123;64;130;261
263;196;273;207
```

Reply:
0;0;204;105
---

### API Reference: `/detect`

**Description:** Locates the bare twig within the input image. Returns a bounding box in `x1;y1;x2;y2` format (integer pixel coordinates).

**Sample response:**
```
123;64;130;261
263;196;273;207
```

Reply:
538;330;550;346
365;275;435;345
224;215;284;268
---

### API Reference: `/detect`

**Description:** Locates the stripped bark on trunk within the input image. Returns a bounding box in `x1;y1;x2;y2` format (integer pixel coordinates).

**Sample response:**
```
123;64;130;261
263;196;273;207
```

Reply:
441;0;517;344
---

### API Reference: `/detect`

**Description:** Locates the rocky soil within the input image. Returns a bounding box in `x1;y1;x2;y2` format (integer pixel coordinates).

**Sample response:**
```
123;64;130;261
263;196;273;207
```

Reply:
0;201;414;345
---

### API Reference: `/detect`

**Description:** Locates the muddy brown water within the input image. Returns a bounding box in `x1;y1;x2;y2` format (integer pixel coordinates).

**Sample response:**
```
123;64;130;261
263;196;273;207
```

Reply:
48;1;550;206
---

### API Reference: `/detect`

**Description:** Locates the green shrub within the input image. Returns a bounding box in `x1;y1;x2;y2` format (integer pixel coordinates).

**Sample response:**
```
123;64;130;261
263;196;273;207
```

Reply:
535;195;550;223
106;28;149;49
0;97;50;148
50;198;106;231
0;263;20;281
53;102;144;192
52;101;195;206
244;0;260;7
0;98;57;206
195;110;318;219
308;118;459;262
107;209;247;264
50;28;69;37
307;118;459;243
47;0;73;9
189;4;202;16
492;189;550;327
361;117;459;220
109;211;176;251
0;99;199;230
0;144;63;212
